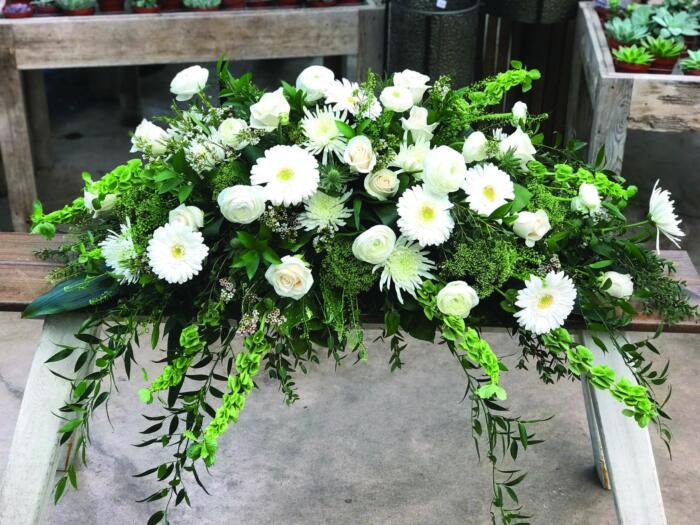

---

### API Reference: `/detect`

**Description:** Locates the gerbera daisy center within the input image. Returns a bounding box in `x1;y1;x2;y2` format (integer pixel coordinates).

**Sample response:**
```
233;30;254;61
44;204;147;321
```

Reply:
419;205;436;222
483;185;497;202
538;294;554;309
277;167;295;181
170;244;186;259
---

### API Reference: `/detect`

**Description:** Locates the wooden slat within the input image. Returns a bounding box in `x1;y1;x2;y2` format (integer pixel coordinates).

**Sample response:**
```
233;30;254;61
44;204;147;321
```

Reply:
628;79;700;132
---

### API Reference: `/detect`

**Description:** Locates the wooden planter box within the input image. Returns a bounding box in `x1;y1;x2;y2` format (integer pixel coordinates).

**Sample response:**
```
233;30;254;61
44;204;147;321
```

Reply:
565;2;700;173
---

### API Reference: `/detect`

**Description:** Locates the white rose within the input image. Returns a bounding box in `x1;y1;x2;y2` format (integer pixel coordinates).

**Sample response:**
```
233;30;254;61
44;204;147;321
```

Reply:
265;255;314;300
422;145;467;195
499;127;537;170
364;169;400;201
512;101;528;124
351;225;397;265
296;65;335;103
400;106;438;143
168;204;204;231
170;65;209;102
462;131;489;164
393;69;430;104
600;271;634;300
217;118;249;150
217;185;266;224
131;119;169;156
343;135;377;174
571;182;601;215
436;281;480;318
513;210;551;247
83;190;117;217
379;86;414;113
249;88;290;131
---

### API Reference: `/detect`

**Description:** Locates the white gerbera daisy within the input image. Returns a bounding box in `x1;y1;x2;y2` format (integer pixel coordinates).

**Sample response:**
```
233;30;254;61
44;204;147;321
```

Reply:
648;180;684;252
375;236;436;303
147;222;209;285
390;138;432;179
250;145;320;206
463;163;515;216
301;106;348;164
99;220;139;284
325;78;361;114
298;191;353;233
397;185;454;247
514;271;577;335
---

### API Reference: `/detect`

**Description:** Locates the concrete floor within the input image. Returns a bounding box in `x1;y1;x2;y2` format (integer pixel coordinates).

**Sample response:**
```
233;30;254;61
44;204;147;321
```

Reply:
0;62;699;524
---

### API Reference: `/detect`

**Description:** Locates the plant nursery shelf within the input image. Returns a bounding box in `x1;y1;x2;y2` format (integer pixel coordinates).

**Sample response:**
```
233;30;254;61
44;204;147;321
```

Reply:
565;1;700;173
0;3;385;232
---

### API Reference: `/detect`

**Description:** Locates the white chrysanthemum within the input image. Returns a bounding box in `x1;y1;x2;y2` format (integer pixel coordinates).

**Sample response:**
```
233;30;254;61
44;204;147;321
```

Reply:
375;236;436;303
250;145;320;206
462;163;515;216
648;180;684;252
397;185;454;247
390;138;432;178
301;106;348;164
514;271;577;335
324;78;361;114
298;191;352;233
99;220;139;284
147;222;209;285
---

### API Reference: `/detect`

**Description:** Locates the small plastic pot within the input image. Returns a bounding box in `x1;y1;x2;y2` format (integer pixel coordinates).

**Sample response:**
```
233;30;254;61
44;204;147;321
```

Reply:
221;0;244;8
306;0;336;5
99;0;124;11
277;0;302;6
3;4;34;17
607;37;620;51
34;4;60;13
683;68;700;76
650;56;678;75
246;0;271;6
132;5;159;11
336;0;360;4
160;0;181;9
613;60;650;74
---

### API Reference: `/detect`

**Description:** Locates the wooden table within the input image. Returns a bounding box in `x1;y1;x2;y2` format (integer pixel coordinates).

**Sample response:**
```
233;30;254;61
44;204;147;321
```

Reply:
565;2;700;173
0;4;386;232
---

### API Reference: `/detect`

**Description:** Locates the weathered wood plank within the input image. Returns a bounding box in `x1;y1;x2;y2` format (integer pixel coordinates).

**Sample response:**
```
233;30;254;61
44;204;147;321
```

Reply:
23;70;53;171
356;4;386;80
588;75;633;172
628;79;700;132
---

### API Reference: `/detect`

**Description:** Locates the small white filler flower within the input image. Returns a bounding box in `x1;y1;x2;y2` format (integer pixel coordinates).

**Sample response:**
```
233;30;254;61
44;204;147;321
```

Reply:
397;185;454;247
99;220;140;284
298;191;353;233
147;222;209;285
462;163;515;216
300;106;348;164
648;180;684;252
250;145;320;206
514;271;577;335
375;236;436;303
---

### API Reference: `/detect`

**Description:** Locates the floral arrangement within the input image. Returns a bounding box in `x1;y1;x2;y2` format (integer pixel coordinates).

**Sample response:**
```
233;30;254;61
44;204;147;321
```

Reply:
28;60;695;524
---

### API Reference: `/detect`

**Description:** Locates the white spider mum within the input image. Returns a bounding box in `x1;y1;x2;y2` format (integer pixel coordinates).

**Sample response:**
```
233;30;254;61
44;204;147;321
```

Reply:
390;138;432;179
648;180;684;252
397;185;454;247
514;271;577;335
463;163;515;216
250;145;320;206
375;236;436;303
325;78;362;114
99;220;139;284
147;222;209;285
298;191;353;233
301;106;348;164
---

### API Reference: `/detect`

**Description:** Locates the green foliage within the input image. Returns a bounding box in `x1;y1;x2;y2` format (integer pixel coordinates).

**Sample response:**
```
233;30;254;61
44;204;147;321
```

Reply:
652;7;700;38
606;17;649;44
320;238;378;296
526;181;568;227
183;0;221;7
56;0;94;9
643;35;685;57
681;49;700;69
613;45;655;65
210;159;249;198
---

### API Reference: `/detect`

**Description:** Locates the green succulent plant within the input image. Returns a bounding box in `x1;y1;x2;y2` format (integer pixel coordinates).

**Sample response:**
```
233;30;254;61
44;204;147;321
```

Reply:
680;49;700;69
183;0;221;7
31;0;57;6
643;36;685;57
652;7;700;38
131;0;157;7
613;45;655;65
606;17;649;44
56;0;96;9
629;4;655;27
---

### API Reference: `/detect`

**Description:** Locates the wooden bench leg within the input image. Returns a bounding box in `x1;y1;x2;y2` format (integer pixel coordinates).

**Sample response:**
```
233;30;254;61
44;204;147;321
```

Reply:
579;331;667;525
0;314;97;525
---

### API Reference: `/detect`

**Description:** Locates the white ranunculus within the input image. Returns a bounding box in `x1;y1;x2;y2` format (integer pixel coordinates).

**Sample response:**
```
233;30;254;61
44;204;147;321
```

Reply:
295;65;335;103
131;119;169;156
364;168;400;201
249;88;290;131
265;255;314;300
343;135;377;174
393;69;430;104
600;271;634;300
462;131;489;164
571;182;602;215
436;281;480;318
84;190;117;217
217;118;249;150
400;106;438;143
422;145;467;195
379;86;414;113
499;127;537;170
168;204;204;231
513;210;551;247
170;65;209;102
352;225;397;265
217;185;266;224
512;101;528;124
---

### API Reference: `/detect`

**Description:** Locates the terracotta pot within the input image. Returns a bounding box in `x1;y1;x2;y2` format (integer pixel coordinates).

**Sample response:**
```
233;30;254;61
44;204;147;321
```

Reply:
3;5;34;16
607;37;620;51
277;0;301;6
160;0;180;9
613;60;650;74
221;0;244;7
63;6;96;14
595;6;608;22
650;56;677;74
336;0;360;3
246;0;271;6
186;5;219;9
306;0;335;5
684;68;700;76
99;0;124;11
35;4;60;13
132;4;159;11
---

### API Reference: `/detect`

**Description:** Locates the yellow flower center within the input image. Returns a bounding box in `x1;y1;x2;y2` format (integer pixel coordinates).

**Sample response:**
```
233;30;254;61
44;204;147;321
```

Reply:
277;167;294;182
483;185;497;202
538;294;554;309
420;205;435;222
170;244;185;260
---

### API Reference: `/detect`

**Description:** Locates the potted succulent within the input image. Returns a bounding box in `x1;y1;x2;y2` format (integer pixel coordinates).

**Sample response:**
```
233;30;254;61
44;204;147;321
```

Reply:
131;0;159;12
98;0;125;11
612;44;654;73
183;0;220;10
221;0;244;9
644;36;685;73
595;0;623;23
31;0;59;14
652;7;699;41
2;2;34;17
605;16;649;49
680;48;700;74
57;0;96;14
